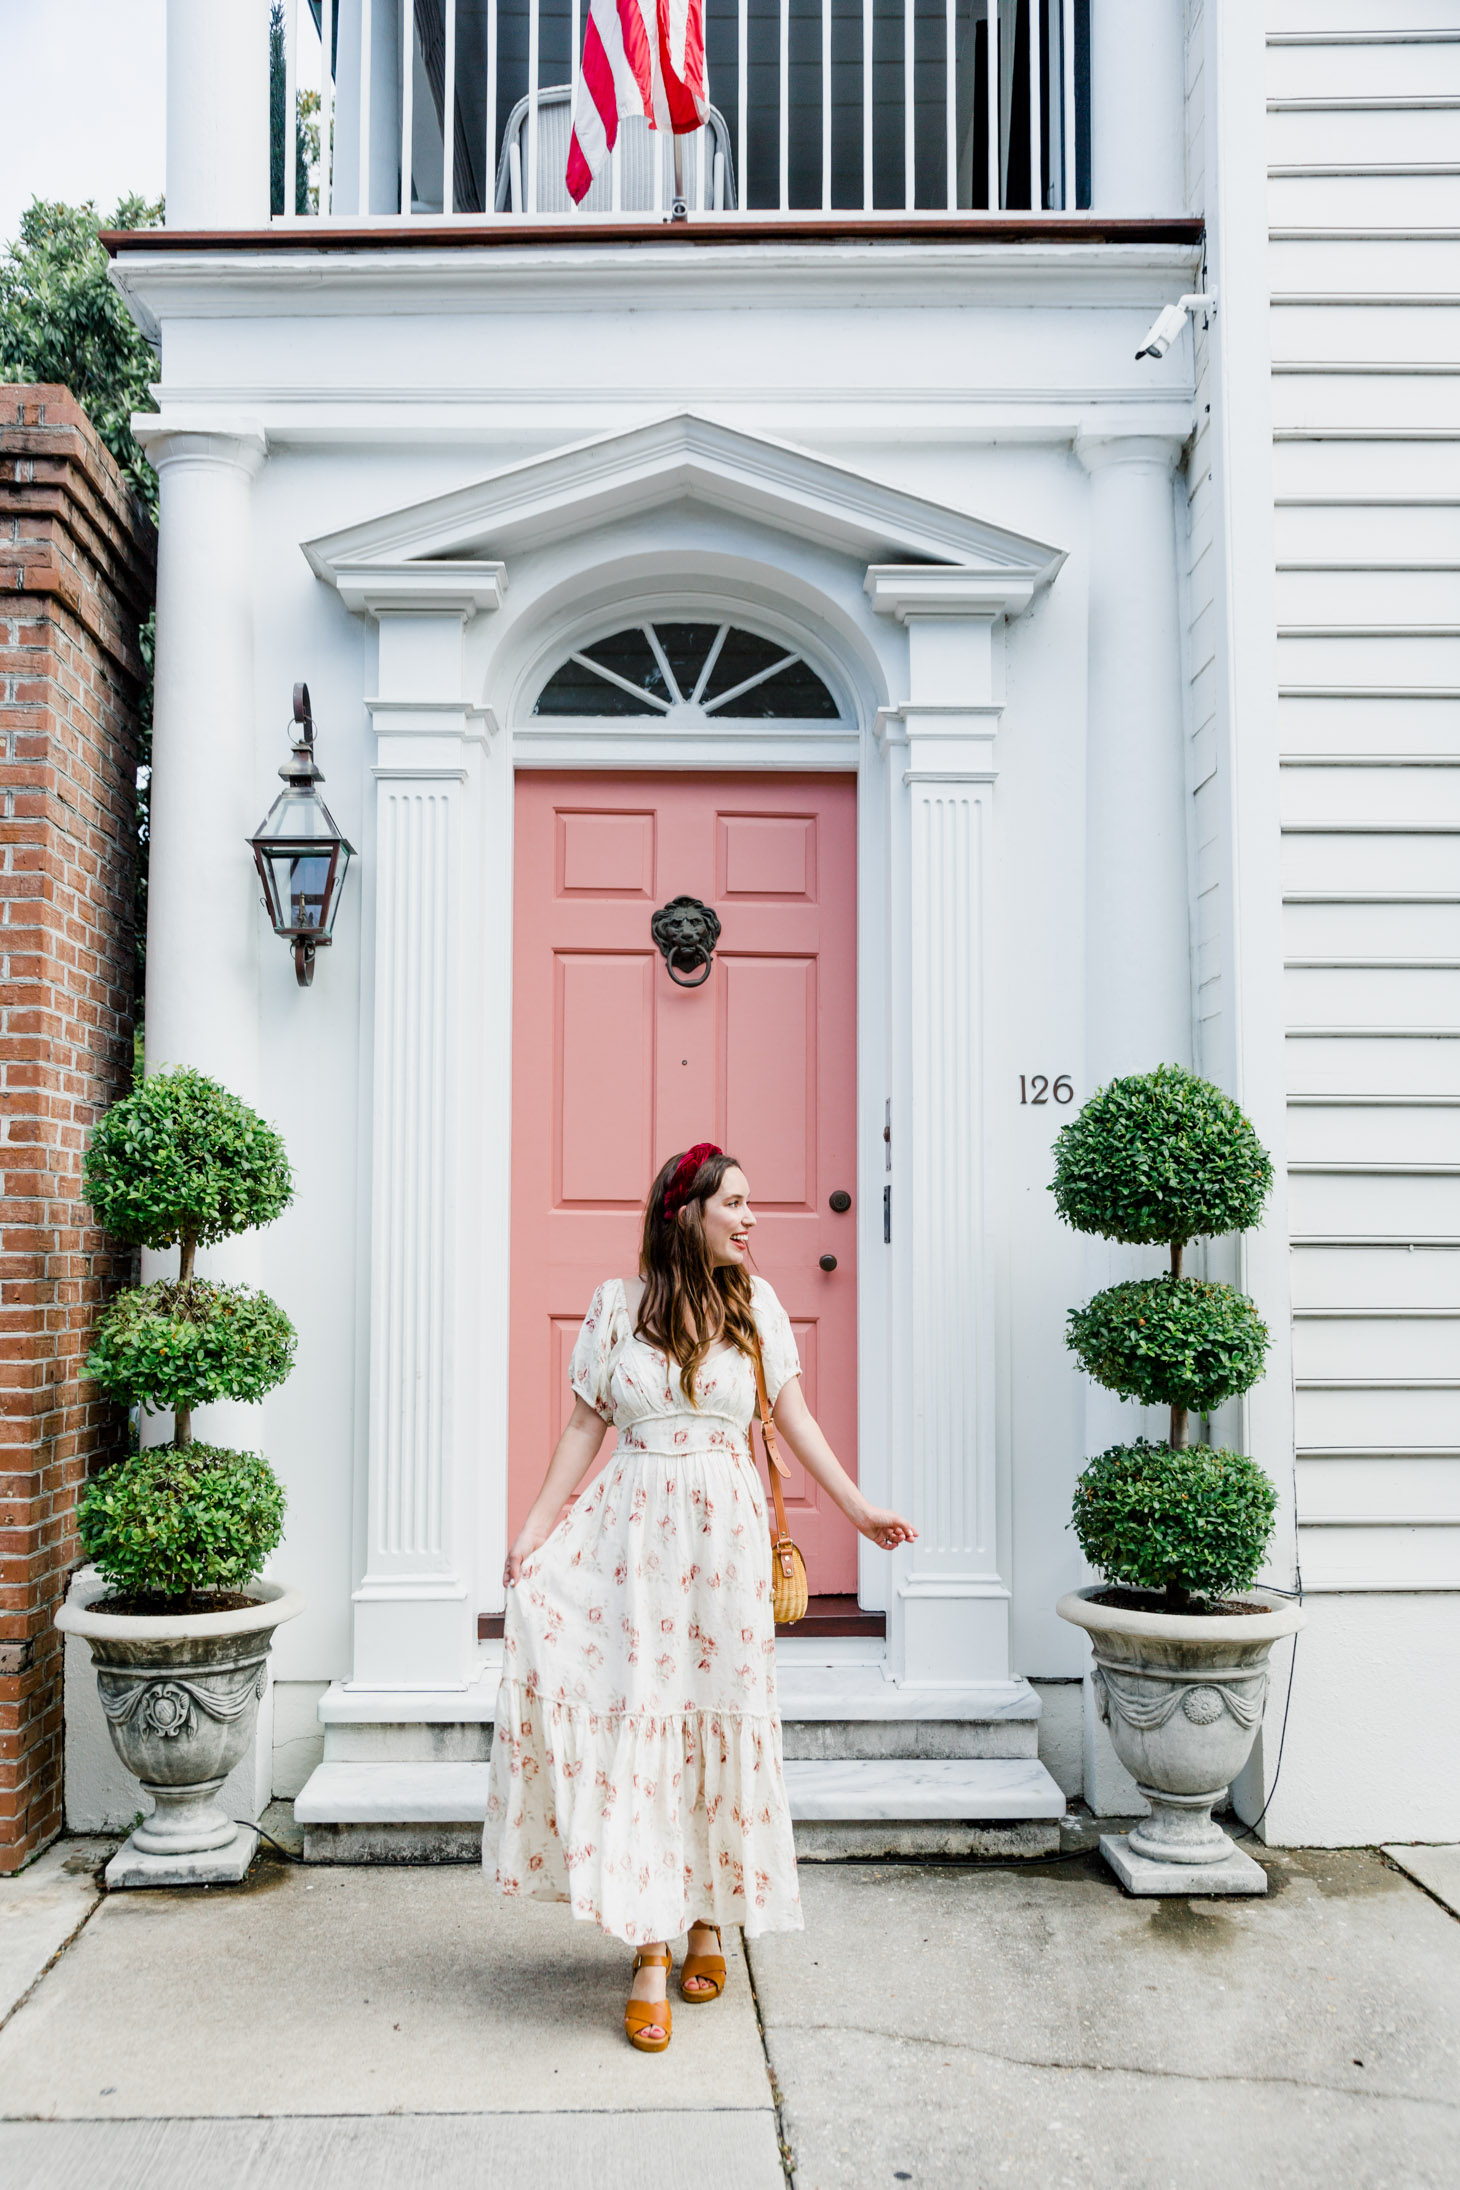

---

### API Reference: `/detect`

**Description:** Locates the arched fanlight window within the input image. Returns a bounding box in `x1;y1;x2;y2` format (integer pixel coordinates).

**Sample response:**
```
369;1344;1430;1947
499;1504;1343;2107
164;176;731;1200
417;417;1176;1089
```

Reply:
533;621;840;719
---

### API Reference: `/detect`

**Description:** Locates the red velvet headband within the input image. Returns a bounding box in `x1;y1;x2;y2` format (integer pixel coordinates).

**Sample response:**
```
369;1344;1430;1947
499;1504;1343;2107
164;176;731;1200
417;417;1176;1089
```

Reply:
661;1142;723;1222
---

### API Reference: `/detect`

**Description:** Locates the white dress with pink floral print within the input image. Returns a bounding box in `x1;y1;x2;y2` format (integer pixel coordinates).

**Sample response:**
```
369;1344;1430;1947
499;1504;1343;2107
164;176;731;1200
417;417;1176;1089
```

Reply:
483;1274;804;1945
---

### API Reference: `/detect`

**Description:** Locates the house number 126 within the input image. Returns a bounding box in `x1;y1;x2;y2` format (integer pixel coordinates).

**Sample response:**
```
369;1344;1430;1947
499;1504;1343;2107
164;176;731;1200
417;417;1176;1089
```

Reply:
1020;1075;1074;1105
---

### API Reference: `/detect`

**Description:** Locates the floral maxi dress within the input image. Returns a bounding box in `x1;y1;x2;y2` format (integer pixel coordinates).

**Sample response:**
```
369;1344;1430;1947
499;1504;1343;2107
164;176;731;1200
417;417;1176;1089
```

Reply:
483;1275;805;1944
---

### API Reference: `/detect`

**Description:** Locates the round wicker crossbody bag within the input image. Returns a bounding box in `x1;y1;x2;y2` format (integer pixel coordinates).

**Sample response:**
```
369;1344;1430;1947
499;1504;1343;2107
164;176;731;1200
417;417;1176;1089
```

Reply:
749;1338;809;1627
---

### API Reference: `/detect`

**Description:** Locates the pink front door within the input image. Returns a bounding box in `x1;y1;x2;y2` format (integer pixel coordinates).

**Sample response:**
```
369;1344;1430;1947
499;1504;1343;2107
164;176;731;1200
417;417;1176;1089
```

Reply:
509;771;860;1592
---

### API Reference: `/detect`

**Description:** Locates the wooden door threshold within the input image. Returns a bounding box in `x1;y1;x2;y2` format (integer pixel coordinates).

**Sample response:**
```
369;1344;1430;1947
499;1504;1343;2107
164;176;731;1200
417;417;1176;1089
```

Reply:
478;1595;885;1643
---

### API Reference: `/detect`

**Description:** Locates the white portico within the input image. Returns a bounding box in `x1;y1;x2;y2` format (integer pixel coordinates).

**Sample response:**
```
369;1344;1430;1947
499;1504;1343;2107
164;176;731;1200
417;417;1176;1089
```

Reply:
112;392;1200;1844
298;415;1068;1713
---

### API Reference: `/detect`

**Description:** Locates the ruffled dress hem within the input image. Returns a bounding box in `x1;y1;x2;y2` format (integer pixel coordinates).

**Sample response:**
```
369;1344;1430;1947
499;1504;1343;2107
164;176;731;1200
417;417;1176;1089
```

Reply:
486;1677;804;1944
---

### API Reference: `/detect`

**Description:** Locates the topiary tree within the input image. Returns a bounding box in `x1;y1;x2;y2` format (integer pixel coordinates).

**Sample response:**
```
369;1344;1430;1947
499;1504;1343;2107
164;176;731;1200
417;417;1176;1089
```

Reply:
76;1445;287;1609
1070;1440;1278;1611
80;1070;296;1605
1052;1065;1278;1610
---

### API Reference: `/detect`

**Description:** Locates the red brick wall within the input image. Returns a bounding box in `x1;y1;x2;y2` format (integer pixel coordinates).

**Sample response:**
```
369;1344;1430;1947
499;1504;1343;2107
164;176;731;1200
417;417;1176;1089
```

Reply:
0;388;154;1870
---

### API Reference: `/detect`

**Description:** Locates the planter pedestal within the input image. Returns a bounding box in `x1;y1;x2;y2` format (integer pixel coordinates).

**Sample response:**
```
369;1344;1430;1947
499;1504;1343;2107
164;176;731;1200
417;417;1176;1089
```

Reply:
58;1573;303;1890
1099;1829;1269;1896
106;1812;260;1889
1058;1586;1304;1899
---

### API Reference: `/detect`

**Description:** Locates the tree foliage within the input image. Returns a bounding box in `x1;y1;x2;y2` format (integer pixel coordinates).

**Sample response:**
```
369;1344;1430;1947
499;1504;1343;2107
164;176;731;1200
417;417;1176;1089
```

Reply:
84;1069;294;1256
1053;1067;1279;1601
1;192;162;1017
78;1443;286;1603
0;194;163;513
1066;1278;1270;1416
1071;1439;1278;1607
87;1280;297;1418
1051;1064;1273;1251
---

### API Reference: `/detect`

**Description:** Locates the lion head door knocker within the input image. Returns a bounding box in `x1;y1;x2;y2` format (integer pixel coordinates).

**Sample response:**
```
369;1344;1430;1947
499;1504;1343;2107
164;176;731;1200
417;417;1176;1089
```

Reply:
651;896;722;988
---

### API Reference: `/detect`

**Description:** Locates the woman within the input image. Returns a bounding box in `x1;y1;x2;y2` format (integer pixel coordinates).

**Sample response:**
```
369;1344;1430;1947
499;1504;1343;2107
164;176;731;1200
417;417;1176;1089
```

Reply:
484;1143;916;2051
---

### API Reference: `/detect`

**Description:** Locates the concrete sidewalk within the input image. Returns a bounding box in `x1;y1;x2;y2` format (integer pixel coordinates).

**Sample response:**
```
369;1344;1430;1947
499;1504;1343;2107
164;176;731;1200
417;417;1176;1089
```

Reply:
0;1834;1456;2189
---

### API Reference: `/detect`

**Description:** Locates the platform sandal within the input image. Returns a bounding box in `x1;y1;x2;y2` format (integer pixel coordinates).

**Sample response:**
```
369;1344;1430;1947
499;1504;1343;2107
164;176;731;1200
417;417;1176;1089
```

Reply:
624;1948;673;2053
679;1922;726;2003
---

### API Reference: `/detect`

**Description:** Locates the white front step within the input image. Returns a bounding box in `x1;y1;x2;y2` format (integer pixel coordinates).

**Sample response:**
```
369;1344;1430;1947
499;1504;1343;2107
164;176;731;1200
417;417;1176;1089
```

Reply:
295;1762;488;1825
294;1755;1064;1827
781;1758;1063;1821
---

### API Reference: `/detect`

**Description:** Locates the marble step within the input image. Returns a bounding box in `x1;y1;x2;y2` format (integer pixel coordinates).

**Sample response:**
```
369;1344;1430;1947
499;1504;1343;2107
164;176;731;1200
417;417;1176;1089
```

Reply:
318;1717;1039;1764
780;1758;1064;1822
294;1755;1065;1831
314;1669;1043;1765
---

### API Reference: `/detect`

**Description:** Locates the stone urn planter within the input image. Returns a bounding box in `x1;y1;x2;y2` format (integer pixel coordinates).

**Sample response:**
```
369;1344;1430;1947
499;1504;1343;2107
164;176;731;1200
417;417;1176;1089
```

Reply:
58;1569;304;1888
1058;1585;1304;1893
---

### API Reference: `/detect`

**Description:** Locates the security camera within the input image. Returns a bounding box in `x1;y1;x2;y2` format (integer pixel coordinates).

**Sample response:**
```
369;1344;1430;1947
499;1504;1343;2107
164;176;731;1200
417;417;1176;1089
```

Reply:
1135;292;1216;361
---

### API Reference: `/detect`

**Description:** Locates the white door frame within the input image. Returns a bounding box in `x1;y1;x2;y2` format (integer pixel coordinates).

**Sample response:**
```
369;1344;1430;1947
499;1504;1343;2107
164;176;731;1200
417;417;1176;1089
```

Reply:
304;415;1064;1697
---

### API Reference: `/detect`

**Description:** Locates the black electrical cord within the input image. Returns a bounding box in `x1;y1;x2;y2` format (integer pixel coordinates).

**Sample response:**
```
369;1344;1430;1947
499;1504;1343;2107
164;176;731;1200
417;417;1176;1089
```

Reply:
1231;1538;1306;1846
235;1821;306;1864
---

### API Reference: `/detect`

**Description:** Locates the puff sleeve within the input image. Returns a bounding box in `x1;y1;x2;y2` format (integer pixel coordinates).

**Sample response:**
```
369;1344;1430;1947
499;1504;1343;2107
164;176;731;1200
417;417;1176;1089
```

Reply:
751;1277;802;1406
569;1280;623;1425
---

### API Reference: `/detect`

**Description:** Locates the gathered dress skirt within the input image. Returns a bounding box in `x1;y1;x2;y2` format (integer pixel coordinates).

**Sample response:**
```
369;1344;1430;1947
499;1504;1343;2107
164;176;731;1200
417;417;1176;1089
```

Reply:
483;1275;804;1945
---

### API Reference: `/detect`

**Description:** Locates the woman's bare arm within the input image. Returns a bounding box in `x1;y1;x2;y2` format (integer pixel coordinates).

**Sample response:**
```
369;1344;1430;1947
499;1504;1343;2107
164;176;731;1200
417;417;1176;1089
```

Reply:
504;1397;611;1586
770;1377;917;1551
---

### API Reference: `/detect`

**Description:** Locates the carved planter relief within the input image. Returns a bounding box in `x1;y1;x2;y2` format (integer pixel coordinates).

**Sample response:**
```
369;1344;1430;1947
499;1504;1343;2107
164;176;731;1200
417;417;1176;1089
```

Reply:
58;1576;304;1888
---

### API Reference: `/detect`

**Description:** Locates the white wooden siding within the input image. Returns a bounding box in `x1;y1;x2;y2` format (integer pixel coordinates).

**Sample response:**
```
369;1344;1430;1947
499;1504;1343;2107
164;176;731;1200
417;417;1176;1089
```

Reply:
1268;1;1460;1595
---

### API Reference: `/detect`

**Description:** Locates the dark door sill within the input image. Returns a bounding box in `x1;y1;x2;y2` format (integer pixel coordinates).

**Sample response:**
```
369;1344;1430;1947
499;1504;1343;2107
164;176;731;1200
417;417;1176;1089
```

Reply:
478;1594;885;1643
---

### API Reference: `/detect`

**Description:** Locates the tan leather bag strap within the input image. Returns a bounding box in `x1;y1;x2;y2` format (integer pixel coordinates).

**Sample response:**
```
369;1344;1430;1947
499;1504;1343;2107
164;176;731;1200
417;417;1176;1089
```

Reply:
749;1336;793;1547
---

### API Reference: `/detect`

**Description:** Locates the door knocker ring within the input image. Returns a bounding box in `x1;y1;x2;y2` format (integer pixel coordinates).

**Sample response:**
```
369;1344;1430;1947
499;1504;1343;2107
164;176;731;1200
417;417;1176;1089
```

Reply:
651;896;722;989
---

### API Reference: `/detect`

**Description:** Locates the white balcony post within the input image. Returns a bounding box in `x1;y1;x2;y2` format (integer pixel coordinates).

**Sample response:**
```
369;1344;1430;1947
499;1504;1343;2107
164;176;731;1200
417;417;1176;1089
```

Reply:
867;566;1037;1690
332;0;403;214
328;562;505;1690
1087;0;1184;213
165;0;270;227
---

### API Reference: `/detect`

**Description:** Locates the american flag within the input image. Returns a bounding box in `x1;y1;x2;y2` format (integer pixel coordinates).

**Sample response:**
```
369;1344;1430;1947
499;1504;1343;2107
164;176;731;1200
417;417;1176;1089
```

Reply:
566;0;707;206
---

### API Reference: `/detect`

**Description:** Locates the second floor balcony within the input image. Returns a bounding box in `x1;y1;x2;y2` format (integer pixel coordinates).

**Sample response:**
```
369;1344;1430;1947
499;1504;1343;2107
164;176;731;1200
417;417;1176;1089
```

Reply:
271;0;1104;226
150;0;1197;256
291;0;1090;222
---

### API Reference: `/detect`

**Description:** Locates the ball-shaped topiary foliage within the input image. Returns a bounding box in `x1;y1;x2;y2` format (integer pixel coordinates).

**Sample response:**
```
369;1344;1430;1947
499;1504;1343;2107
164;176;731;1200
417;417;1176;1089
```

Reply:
77;1442;286;1604
1072;1438;1278;1606
1066;1278;1270;1417
86;1280;297;1418
83;1068;293;1253
1051;1065;1273;1249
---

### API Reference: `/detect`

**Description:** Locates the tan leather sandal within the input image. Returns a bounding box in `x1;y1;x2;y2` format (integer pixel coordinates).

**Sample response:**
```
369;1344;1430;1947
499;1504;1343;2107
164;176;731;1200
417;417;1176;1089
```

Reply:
679;1923;726;2002
624;1948;673;2053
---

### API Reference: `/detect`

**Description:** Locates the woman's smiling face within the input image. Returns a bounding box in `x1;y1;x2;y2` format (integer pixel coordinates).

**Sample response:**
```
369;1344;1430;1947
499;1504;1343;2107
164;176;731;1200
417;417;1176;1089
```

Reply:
696;1166;756;1268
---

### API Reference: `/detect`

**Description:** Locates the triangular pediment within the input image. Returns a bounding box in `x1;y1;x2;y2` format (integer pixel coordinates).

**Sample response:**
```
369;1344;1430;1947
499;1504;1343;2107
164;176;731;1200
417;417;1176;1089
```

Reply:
302;412;1065;598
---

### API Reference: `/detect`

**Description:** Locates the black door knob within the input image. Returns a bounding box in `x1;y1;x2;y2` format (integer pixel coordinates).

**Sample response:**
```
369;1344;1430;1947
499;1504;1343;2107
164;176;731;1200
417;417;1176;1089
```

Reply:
819;1254;838;1272
829;1190;852;1213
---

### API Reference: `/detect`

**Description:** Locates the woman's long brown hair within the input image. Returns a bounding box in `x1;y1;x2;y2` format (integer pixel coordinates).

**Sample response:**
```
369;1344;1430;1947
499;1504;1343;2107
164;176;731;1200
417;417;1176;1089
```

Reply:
636;1149;758;1403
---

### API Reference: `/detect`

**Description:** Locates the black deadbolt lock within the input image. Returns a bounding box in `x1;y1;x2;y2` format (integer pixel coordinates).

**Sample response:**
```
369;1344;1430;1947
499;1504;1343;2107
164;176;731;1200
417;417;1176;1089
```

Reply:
829;1190;852;1213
